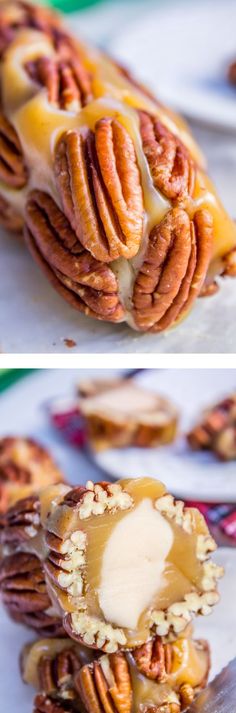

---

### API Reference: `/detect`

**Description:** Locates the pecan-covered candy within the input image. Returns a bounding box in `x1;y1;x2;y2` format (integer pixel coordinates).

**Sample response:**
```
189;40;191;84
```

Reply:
0;1;236;332
187;393;236;461
43;478;222;652
78;381;178;451
0;436;64;513
22;632;210;713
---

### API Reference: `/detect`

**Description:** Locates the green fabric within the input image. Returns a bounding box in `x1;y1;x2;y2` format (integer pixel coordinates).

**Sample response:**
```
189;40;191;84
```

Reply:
49;0;101;11
0;370;35;393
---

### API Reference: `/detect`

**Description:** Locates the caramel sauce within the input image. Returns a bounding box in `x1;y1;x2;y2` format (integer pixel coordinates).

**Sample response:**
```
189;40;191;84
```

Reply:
22;637;94;689
45;479;209;649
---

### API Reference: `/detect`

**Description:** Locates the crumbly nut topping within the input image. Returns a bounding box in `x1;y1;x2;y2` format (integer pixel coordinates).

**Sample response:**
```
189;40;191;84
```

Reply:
70;612;127;652
196;534;217;562
151;587;220;637
57;530;87;598
155;495;195;534
78;482;133;520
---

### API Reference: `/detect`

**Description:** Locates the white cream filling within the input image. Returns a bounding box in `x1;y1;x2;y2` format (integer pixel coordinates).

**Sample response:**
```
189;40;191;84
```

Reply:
99;498;173;630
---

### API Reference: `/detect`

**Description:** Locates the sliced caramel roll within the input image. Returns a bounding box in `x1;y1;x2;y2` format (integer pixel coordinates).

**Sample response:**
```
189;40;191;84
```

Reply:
43;478;223;652
78;381;178;451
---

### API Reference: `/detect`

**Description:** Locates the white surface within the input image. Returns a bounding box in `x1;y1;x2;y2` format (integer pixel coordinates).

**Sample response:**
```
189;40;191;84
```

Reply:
93;369;236;502
1;547;235;712
111;0;236;131
1;1;236;353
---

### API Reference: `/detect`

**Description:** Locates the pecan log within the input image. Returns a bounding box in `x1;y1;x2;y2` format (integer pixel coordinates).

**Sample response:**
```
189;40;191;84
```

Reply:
187;393;236;460
54;121;144;262
24;190;124;322
0;436;64;513
133;207;213;331
0;551;64;636
0;113;27;188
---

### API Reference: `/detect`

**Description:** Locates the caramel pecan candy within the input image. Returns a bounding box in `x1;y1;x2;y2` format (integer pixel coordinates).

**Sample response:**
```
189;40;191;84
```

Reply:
22;633;210;713
24;191;124;323
0;550;64;636
187;393;236;461
43;478;222;653
78;380;178;451
0;436;64;513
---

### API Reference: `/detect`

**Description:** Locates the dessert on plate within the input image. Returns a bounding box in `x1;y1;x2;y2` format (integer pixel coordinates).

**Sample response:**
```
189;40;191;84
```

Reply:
0;1;236;333
78;380;179;451
187;393;236;461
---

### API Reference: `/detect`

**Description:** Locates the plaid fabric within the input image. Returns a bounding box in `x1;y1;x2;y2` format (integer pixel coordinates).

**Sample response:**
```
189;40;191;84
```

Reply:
48;397;236;546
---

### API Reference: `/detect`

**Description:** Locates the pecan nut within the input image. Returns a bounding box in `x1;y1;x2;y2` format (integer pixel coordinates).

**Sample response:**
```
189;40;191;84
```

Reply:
75;653;132;713
0;551;64;636
0;1;65;58
33;694;72;713
38;648;82;699
25;55;93;111
133;638;172;682
0;113;27;188
0;495;40;546
139;111;195;201
133;207;213;331
24;190;124;323
0;193;23;232
54;121;144;262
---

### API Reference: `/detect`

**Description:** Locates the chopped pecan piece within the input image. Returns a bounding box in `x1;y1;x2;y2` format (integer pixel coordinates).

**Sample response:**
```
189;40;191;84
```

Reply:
133;638;172;681
25;55;92;111
54;120;144;262
0;436;64;513
75;652;132;713
0;551;63;636
139;111;195;201
0;193;23;232
133;207;213;332
187;393;236;461
25;190;124;323
0;113;27;188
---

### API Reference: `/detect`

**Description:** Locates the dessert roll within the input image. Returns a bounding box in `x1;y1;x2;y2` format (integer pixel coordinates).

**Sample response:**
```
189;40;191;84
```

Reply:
0;494;64;636
43;478;223;652
22;632;210;713
0;436;64;513
79;381;179;450
0;2;236;332
187;394;236;461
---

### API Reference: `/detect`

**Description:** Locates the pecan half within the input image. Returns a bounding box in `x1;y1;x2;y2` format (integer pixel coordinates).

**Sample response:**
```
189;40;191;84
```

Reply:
139;111;195;201
0;495;40;545
133;207;213;332
133;638;172;682
38;648;81;699
54;120;144;262
0;193;23;232
25;55;92;111
75;653;132;713
33;694;72;713
24;190;124;323
0;113;27;188
0;551;64;636
0;1;65;58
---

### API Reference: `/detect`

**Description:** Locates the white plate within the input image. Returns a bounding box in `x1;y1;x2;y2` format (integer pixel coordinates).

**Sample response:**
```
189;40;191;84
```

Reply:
1;548;235;713
93;369;236;502
111;0;236;131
